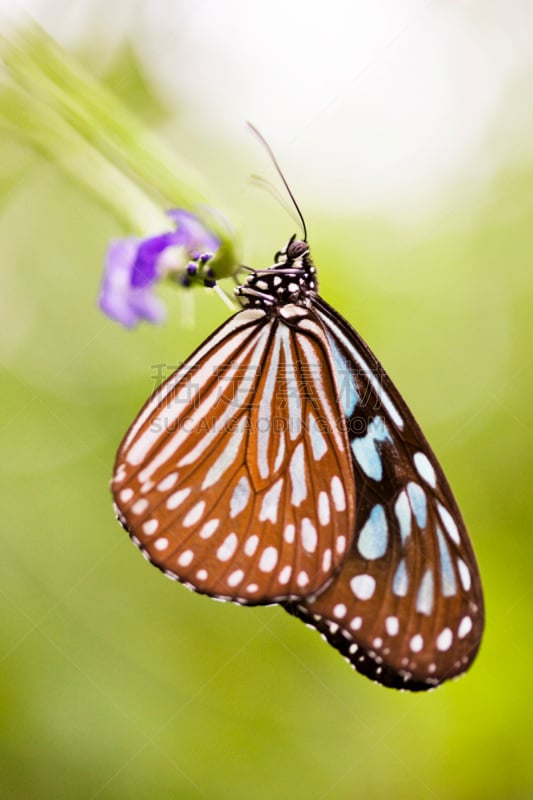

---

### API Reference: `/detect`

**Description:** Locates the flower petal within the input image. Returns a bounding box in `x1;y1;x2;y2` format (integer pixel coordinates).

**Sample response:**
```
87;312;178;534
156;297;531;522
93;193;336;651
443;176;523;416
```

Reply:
99;238;140;327
166;209;220;254
99;210;222;328
128;288;167;324
130;233;176;288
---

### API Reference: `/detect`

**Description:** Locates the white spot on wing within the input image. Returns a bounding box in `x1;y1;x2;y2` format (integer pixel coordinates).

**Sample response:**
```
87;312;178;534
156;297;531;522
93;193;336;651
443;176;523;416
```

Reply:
183;501;206;528
230;475;251;519
157;473;178;492
457;559;472;591
318;491;330;526
436;627;453;651
416;569;434;616
284;524;295;543
120;488;133;503
115;464;126;483
178;550;194;567
413;451;437;488
410;634;424;653
289;443;307;506
458;616;472;638
333;603;347;619
279;304;307;320
217;532;238;562
437;502;460;545
227;569;244;587
200;519;219;539
167;488;191;510
279;565;292;584
154;537;169;551
142;519;158;536
330;475;346;512
336;535;346;555
350;574;376;600
131;499;148;515
297;571;309;587
259;546;278;572
301;518;318;553
385;616;399;636
259;478;284;523
244;535;259;557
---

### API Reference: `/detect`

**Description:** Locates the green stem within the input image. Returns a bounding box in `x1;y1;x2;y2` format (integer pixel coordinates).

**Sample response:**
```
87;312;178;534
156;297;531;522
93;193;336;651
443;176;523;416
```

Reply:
0;21;238;275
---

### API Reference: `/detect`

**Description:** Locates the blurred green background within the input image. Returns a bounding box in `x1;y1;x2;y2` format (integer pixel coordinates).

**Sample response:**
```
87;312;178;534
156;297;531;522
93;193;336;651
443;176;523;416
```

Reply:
1;4;532;799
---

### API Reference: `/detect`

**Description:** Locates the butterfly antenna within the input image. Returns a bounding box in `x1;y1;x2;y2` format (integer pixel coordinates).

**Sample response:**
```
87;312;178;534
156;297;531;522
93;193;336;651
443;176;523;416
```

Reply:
247;122;308;242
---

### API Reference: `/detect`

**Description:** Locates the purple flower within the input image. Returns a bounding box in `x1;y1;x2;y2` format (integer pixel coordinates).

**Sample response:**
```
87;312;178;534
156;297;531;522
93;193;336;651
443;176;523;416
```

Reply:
99;210;220;328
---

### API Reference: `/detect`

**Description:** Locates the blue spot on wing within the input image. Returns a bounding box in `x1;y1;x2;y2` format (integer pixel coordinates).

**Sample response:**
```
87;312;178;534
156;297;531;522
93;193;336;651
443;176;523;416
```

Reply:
407;481;428;528
357;504;388;559
393;559;409;596
325;332;359;417
437;526;457;596
351;417;393;481
416;569;434;615
394;490;412;544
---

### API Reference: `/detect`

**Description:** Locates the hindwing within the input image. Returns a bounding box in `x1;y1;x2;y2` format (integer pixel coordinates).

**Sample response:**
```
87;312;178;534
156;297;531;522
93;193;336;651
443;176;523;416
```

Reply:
284;298;484;690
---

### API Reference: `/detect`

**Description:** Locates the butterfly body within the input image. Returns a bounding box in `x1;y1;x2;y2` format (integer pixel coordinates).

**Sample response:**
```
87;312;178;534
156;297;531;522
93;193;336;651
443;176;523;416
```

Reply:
113;237;483;691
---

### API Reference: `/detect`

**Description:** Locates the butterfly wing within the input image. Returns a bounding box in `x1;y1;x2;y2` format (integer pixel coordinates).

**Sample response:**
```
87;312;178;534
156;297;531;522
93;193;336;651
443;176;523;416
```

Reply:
112;306;356;604
284;297;484;690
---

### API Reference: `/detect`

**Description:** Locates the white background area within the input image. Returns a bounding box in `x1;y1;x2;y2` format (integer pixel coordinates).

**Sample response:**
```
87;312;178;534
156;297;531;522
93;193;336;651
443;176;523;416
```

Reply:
5;0;533;219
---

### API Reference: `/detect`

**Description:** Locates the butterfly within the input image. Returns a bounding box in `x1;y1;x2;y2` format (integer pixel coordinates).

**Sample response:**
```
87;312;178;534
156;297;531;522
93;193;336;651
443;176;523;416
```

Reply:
112;236;484;691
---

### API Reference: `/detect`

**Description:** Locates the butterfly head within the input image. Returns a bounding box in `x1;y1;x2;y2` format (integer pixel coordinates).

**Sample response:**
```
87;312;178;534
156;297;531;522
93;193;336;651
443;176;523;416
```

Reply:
235;235;318;312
